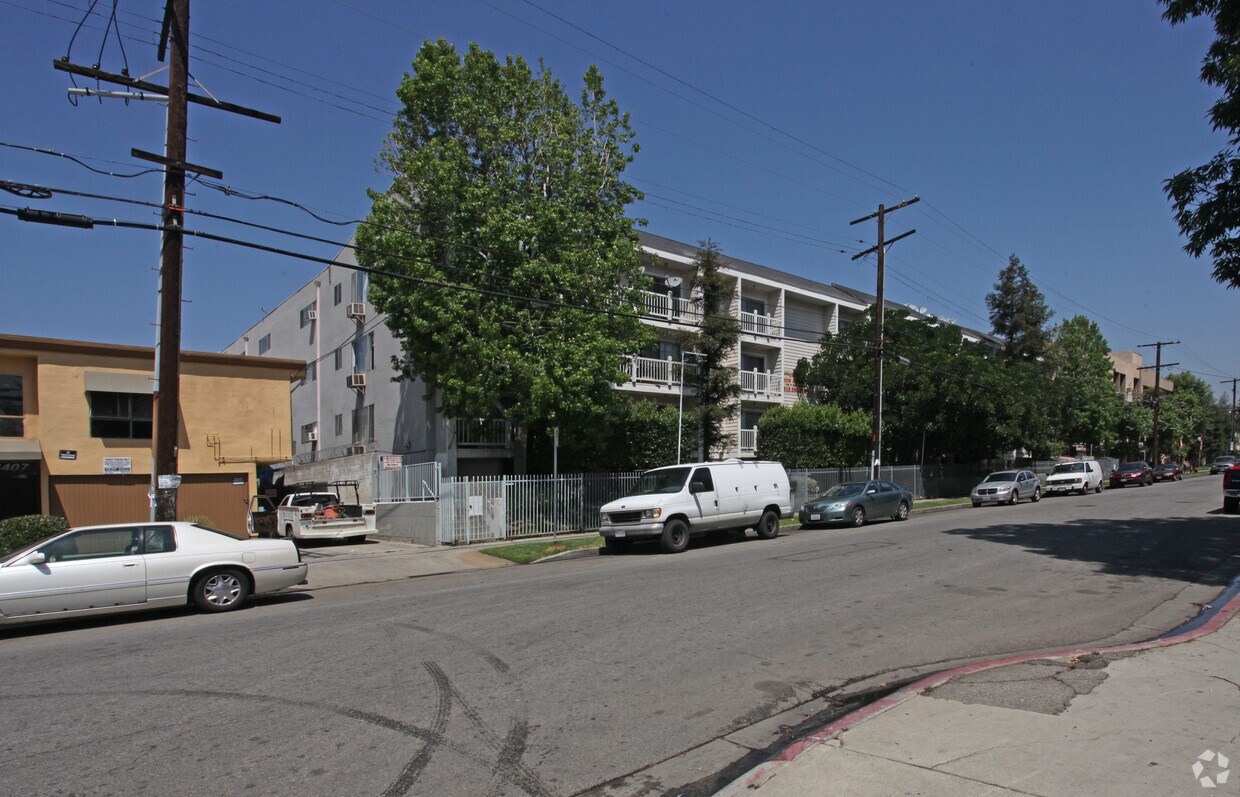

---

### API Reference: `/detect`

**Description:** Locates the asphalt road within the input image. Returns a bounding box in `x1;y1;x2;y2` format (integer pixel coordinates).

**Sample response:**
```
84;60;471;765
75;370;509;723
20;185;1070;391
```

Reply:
1;476;1236;796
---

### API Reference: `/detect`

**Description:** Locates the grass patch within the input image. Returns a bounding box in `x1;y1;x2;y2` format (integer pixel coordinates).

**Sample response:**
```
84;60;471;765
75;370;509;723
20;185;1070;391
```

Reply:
481;535;604;564
912;497;973;510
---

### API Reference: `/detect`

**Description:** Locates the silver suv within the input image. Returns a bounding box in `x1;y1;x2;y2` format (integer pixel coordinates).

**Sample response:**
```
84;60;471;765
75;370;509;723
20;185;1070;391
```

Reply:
1211;456;1238;475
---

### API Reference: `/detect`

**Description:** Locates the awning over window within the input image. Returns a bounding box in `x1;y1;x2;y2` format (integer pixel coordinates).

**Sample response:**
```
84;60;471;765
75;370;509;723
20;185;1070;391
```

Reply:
0;439;42;460
84;371;155;394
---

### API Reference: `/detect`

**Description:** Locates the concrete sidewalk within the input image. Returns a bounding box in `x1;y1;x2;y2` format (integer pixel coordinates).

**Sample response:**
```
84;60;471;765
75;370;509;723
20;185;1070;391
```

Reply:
288;537;515;591
718;577;1240;796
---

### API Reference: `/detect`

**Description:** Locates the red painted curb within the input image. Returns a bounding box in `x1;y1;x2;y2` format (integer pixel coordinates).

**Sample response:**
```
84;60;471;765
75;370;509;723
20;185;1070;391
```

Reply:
726;576;1240;792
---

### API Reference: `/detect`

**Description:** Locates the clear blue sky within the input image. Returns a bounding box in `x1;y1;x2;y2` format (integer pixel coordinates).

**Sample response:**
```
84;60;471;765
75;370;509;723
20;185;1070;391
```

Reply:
1;1;1235;398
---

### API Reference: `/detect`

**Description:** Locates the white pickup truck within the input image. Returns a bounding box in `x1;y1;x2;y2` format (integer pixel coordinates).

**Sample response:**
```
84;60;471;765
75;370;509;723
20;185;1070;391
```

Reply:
262;481;376;543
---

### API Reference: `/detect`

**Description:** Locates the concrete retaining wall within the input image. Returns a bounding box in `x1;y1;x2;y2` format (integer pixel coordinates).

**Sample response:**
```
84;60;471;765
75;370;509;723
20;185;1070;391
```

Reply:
374;501;439;545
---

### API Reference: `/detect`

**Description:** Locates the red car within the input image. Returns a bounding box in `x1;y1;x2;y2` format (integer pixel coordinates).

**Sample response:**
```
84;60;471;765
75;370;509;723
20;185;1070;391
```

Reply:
1110;461;1153;488
1224;467;1240;513
1152;463;1183;482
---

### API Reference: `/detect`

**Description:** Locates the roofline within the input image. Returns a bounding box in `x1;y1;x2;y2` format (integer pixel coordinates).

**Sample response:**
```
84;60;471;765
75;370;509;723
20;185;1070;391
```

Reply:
0;333;306;378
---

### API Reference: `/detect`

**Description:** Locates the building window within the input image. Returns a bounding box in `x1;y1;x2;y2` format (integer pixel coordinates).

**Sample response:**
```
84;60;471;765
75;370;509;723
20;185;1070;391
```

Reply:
258;334;271;355
334;413;343;436
299;303;317;328
640;340;681;361
351;404;374;444
0;375;22;437
353;333;374;372
741;353;767;373
333;283;343;306
334;348;343;371
301;423;318;445
741;297;766;316
88;392;153;439
302;361;316;385
352;270;369;304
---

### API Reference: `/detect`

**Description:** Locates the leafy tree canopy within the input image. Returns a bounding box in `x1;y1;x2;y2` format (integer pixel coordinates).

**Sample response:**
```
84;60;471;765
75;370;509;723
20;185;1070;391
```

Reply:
985;255;1052;362
358;39;651;428
1045;315;1115;449
1162;0;1240;287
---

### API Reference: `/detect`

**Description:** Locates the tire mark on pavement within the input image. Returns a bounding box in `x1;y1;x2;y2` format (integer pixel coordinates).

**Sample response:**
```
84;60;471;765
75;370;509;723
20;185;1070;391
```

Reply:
380;661;453;797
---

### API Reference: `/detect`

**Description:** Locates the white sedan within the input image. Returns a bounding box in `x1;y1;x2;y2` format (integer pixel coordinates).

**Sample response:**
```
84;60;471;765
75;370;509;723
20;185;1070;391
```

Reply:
0;522;307;626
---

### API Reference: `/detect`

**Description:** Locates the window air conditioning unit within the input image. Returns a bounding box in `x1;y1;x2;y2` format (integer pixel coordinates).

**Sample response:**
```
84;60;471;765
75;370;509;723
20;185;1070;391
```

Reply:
346;302;366;320
305;430;319;442
347;373;367;389
306;309;318;321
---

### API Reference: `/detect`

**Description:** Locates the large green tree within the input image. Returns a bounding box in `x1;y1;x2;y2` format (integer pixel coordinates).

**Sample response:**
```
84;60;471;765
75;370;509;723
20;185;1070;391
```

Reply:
1045;315;1116;451
675;241;740;459
358;39;651;429
1162;0;1240;286
986;255;1053;362
794;310;1040;463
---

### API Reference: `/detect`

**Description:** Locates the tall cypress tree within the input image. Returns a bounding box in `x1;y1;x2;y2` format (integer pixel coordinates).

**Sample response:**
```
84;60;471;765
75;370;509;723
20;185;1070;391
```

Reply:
986;255;1053;363
676;241;741;460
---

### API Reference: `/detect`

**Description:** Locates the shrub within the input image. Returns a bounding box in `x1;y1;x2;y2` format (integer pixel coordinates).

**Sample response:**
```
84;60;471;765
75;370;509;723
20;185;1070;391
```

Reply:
756;404;871;468
0;515;69;558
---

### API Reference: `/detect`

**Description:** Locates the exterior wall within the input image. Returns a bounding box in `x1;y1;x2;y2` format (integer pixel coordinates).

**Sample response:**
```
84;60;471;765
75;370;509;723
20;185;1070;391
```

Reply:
374;501;439;545
1110;350;1174;401
0;335;300;533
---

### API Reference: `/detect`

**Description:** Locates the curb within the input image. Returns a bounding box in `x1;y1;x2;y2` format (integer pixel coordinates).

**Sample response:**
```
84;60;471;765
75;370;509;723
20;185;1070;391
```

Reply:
716;571;1240;795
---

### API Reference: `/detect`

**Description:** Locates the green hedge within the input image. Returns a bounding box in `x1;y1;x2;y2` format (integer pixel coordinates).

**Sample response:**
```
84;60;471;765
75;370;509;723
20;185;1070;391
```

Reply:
755;403;871;469
0;515;69;558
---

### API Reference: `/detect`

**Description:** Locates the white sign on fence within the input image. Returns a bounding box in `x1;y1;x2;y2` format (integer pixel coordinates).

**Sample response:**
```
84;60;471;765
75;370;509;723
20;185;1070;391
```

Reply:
380;455;403;470
468;495;484;517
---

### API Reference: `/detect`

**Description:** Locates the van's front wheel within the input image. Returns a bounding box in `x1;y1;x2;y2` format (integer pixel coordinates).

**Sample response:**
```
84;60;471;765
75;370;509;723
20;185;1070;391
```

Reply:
755;510;780;540
661;519;690;553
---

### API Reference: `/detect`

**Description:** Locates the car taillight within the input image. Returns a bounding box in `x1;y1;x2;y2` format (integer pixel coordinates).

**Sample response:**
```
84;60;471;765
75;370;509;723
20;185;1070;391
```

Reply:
363;508;375;516
300;511;313;520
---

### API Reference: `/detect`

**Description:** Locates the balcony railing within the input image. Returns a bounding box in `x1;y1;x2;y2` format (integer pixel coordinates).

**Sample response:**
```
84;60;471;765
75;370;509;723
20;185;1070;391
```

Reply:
453;418;511;448
739;428;758;453
644;291;699;322
625;355;690;386
740;310;780;336
740;370;783;400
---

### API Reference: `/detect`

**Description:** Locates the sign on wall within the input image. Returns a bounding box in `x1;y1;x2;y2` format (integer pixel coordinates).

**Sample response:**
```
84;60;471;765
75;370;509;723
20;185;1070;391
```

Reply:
103;457;132;475
380;455;403;470
58;450;77;460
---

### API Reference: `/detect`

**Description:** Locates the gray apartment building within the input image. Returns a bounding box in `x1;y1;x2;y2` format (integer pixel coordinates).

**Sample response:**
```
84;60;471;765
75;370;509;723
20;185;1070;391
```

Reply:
224;230;988;488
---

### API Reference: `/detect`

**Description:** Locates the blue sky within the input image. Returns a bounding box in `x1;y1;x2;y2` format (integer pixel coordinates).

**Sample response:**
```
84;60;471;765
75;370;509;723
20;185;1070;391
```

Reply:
1;1;1235;398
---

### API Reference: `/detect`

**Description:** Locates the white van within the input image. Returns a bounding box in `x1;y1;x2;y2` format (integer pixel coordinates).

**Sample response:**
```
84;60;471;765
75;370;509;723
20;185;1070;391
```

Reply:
599;460;792;554
1044;460;1103;495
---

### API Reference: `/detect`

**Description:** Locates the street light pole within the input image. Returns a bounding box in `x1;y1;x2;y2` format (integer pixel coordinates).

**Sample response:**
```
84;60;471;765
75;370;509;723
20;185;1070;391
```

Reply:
677;351;705;465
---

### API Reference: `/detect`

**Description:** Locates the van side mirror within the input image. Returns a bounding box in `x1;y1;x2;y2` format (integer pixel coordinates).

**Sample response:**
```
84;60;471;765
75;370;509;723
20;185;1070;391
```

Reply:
690;481;706;494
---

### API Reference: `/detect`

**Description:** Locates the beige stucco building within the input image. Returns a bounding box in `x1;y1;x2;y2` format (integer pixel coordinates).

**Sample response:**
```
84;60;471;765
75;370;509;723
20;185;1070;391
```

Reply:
0;334;303;533
1109;350;1175;401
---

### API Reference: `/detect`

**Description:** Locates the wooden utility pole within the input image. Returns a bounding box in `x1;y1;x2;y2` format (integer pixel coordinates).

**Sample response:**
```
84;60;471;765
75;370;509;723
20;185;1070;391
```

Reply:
1137;340;1179;465
152;0;190;521
851;197;919;479
53;1;279;521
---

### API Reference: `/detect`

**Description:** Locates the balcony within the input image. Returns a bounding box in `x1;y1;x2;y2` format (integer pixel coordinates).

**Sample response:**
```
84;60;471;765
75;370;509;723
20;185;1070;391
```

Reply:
740;309;780;337
739;428;758;454
625;355;689;387
740;370;783;401
644;291;699;323
453;418;511;448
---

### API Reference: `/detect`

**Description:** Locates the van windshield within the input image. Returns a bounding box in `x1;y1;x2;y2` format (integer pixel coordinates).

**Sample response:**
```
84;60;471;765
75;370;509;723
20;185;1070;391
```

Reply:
634;467;691;496
1052;463;1084;474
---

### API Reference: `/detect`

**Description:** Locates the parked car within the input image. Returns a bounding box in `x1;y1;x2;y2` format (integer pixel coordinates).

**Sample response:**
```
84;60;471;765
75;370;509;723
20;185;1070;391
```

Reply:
1110;461;1153;487
1151;463;1183;482
599;460;792;554
0;522;307;626
799;480;913;528
1211;455;1237;475
1224;467;1240;513
1044;460;1103;495
971;470;1041;507
262;480;376;543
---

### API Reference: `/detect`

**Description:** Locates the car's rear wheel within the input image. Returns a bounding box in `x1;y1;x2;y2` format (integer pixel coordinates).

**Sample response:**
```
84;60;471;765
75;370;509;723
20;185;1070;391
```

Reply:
1095;484;1102;493
894;501;910;521
1031;487;1041;503
972;501;981;508
755;510;780;540
850;506;866;527
661;519;690;553
192;568;250;613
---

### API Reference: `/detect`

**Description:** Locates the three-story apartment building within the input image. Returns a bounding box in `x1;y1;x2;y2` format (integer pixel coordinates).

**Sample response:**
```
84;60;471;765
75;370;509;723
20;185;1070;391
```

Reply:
224;231;967;483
